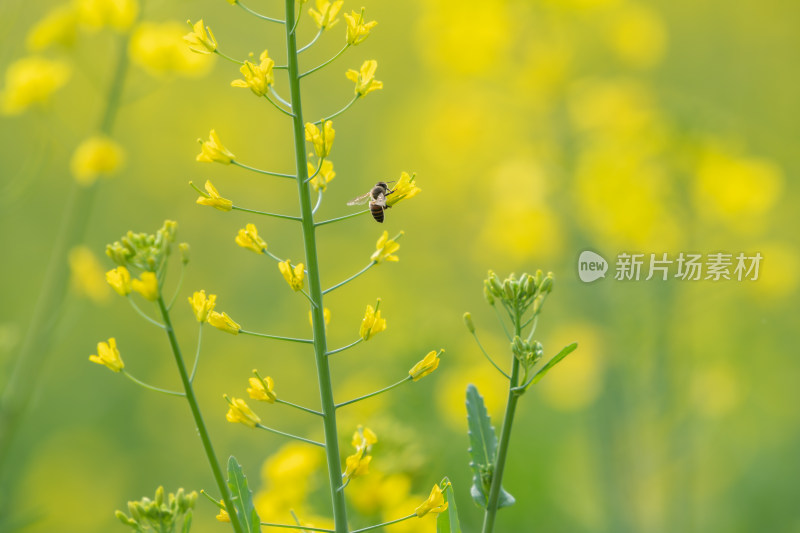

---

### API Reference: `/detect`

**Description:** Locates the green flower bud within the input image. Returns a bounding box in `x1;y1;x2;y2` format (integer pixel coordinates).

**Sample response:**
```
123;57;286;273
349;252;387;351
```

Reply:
539;273;554;294
155;486;164;506
463;312;475;333
115;510;137;527
503;280;515;300
487;271;504;297
483;281;495;305
179;242;190;265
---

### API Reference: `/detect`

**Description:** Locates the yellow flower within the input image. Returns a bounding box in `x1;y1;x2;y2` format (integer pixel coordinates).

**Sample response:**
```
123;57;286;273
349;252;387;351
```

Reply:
224;395;261;428
68;245;111;303
248;372;277;403
343;426;377;482
279;260;305;291
370;231;401;263
89;337;124;372
196;129;235;164
70;136;125;185
308;159;336;192
409;350;442;382
130;21;214;77
352;425;377;448
216;506;230;522
344;9;377;46
131;271;159;301
183;19;217;54
188;290;216;322
305;121;335;158
26;4;78;51
106;266;132;296
359;301;386;341
196;180;233;211
231;50;275;97
1;56;71;115
309;0;344;30
308;308;331;328
208;311;241;334
385;172;420;207
75;0;138;32
235;224;267;254
345;60;382;97
415;484;448;517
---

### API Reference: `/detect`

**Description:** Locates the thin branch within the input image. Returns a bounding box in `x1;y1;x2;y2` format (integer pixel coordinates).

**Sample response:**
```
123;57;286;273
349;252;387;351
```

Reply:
469;330;511;380
232;160;295;179
336;376;411;409
492;304;512;341
314;95;359;125
300;44;349;78
269;85;292;108
315;209;369;227
239;330;314;344
122;370;185;397
237;1;285;24
312;190;323;215
297;28;323;53
232;205;301;221
264;93;295;117
214;49;244;65
276;398;322;417
256;423;325;447
352;514;417;533
260;521;333;533
128;297;166;329
326;338;362;356
166;260;187;311
323;261;376;294
189;325;203;383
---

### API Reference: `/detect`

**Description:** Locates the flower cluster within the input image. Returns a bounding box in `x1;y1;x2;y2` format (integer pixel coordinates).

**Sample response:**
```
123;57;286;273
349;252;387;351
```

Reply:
343;426;377;482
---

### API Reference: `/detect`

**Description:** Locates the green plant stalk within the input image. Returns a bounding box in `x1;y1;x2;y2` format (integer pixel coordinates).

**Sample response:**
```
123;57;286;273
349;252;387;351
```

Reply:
0;27;132;477
155;296;245;533
481;305;522;533
283;1;349;531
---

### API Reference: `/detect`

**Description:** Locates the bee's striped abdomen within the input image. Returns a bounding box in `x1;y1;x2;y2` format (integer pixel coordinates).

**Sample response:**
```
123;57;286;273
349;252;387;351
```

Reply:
370;202;385;223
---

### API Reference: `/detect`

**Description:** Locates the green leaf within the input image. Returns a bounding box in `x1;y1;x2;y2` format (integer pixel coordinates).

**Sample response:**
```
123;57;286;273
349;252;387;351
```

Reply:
181;510;193;533
436;477;462;533
227;456;261;533
531;342;578;385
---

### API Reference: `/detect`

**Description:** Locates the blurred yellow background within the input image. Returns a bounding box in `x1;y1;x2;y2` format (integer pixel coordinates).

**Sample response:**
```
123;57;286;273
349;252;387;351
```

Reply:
1;0;798;531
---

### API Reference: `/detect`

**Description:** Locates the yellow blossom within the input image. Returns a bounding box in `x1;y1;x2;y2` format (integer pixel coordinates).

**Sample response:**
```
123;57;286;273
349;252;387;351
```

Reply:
343;426;377;482
68;245;110;303
235;224;267;254
279;260;305;291
106;266;132;296
309;0;344;30
305;121;335;158
415;484;448;517
208;311;241;334
130;21;213;77
409;350;442;381
351;425;377;448
216;506;230;522
75;0;138;32
131;271;159;301
345;60;382;97
370;231;401;263
231;50;275;97
359;301;386;341
248;372;277;403
308;159;336;192
183;19;217;54
344;9;377;46
188;290;216;322
196;180;232;211
70;136;125;185
385;172;420;207
224;395;261;428
197;129;235;164
1;56;71;115
89;337;124;372
308;308;331;328
26;4;78;51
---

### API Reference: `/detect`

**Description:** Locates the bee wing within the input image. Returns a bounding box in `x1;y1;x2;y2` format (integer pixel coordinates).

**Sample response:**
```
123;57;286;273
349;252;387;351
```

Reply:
372;192;387;207
347;192;371;206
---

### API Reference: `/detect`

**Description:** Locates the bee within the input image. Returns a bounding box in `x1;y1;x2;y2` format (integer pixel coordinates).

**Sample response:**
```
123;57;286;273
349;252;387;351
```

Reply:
347;181;395;223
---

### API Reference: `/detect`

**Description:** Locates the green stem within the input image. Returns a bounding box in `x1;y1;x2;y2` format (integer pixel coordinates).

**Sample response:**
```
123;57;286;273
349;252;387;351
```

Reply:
232;160;295;179
283;1;349;530
275;398;323;417
237;1;285;24
336;377;411;409
351;514;416;533
326;338;362;356
260;522;333;533
323;262;376;294
128;297;166;328
269;85;293;108
315;95;359;124
255;423;325;447
315;210;369;227
214;49;244;65
122;370;184;397
469;331;510;380
481;307;522;533
297;28;323;53
264;93;295;117
232;205;301;221
155;296;246;533
239;330;313;344
189;325;203;383
300;44;349;78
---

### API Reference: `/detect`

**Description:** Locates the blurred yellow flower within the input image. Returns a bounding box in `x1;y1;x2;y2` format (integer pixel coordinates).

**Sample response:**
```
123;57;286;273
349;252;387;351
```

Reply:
305;121;335;158
346;60;383;97
231;50;275;97
106;265;132;297
359;302;386;341
196;180;232;211
26;4;78;51
75;0;138;32
343;426;377;482
415;484;447;517
89;337;124;372
224;395;261;428
248;373;277;403
131;271;158;301
409;350;442;382
188;290;216;323
130;21;214;77
384;172;419;207
197;129;235;164
279;260;305;291
344;9;377;45
308;159;335;192
235;224;267;254
371;231;401;263
70;136;125;185
608;4;667;69
539;323;604;411
308;307;331;327
216;506;230;522
1;56;71;115
183;19;217;54
68;245;111;303
309;0;344;30
208;311;241;334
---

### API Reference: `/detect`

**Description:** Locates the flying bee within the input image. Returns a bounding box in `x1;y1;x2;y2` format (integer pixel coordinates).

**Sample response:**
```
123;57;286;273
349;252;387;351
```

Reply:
347;181;395;223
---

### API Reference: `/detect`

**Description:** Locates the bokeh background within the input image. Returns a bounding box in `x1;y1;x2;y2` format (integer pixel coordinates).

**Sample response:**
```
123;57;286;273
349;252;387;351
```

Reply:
1;0;799;531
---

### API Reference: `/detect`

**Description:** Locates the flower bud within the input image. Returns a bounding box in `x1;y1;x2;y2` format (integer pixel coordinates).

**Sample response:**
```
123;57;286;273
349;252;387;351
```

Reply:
503;279;515;300
155;486;164;506
483;282;495;305
463;312;475;333
487;271;503;297
539;273;554;294
179;243;190;265
115;510;136;527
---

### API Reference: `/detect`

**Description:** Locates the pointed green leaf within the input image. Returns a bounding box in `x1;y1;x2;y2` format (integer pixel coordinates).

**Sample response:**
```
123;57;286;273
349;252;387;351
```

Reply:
436;477;462;533
531;342;578;385
227;456;261;533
